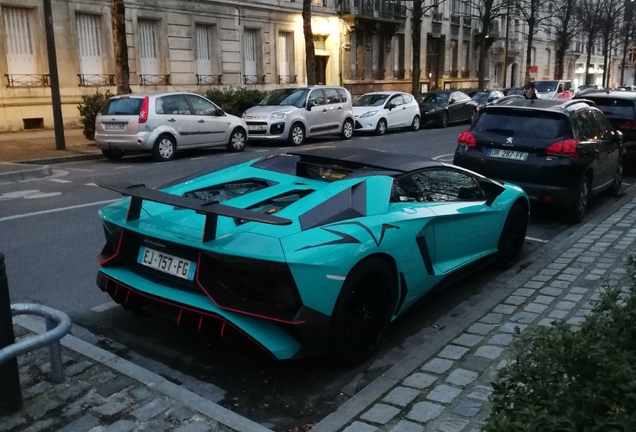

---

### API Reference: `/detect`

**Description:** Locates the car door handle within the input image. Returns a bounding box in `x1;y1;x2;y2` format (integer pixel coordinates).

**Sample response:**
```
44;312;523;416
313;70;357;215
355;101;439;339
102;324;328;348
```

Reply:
338;106;342;110
168;118;176;122
402;107;406;110
198;119;205;123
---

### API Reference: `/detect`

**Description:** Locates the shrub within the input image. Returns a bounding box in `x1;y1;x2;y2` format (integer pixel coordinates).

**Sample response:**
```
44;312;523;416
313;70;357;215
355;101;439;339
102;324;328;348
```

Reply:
203;87;269;117
484;259;636;432
78;90;114;141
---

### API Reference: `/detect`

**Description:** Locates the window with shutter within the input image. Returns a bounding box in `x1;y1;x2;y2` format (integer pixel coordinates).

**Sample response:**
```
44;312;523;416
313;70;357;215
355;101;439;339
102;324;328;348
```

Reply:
196;24;212;76
244;29;257;77
138;19;159;75
76;14;103;79
3;7;37;84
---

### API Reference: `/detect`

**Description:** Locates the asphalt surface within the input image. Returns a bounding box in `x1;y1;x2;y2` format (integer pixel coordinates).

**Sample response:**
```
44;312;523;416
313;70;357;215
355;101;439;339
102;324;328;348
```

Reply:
1;124;632;431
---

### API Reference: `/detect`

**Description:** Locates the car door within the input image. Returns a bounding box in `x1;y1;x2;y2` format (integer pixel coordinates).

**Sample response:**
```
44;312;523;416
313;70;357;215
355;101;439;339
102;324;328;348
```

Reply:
406;168;504;274
591;109;621;188
573;109;606;191
385;95;405;128
323;88;343;132
455;92;473;120
402;94;419;123
154;94;199;147
306;89;330;134
447;92;464;123
186;94;228;145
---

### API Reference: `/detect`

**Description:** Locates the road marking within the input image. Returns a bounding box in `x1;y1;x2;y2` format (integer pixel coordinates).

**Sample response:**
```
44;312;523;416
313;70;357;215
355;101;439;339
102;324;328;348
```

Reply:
91;301;119;313
190;156;207;160
65;168;95;172
253;149;269;152
23;192;62;199
115;165;133;170
85;183;99;187
361;137;370;140
0;190;40;198
432;153;455;161
48;178;71;183
0;199;120;222
526;236;549;244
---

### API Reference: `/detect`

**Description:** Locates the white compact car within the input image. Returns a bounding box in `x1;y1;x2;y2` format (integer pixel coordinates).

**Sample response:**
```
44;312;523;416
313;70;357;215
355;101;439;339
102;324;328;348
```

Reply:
353;91;421;135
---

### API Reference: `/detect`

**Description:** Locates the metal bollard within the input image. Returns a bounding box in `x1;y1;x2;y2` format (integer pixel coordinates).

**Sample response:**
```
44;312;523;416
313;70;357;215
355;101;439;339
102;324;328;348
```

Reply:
0;253;22;415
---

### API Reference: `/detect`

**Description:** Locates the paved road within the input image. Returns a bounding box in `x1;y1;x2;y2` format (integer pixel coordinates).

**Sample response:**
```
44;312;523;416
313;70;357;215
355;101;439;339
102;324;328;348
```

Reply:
1;124;632;431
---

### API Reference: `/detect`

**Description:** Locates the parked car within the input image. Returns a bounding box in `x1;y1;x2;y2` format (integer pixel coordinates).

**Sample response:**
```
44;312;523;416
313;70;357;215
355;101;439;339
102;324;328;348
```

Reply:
352;91;421;135
94;92;248;162
575;84;605;94
417;91;479;128
96;146;529;362
242;86;354;146
454;98;624;223
472;90;505;110
573;90;636;162
505;87;524;96
616;85;636;91
534;80;573;101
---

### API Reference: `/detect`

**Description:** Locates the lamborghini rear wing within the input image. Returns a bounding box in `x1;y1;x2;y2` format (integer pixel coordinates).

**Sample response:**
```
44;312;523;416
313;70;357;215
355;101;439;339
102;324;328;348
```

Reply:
99;182;292;242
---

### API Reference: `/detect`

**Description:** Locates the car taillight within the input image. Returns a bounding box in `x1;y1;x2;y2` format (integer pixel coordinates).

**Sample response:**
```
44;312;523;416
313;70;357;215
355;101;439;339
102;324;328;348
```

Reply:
617;120;636;129
458;130;476;147
139;96;149;124
546;138;579;157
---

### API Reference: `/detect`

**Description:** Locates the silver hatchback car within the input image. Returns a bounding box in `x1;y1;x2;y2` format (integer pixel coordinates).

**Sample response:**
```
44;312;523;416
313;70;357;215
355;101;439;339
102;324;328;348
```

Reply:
94;92;248;161
242;86;355;146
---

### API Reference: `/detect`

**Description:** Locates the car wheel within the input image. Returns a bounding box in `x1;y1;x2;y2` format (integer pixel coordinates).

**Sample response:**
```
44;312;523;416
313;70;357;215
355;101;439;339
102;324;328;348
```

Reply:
566;174;591;224
609;158;624;197
101;149;123;161
469;109;478;124
340;118;354;140
152;134;176;162
439;112;448;128
375;118;387;135
226;128;246;152
330;257;398;364
495;201;528;269
287;123;305;146
411;115;421;131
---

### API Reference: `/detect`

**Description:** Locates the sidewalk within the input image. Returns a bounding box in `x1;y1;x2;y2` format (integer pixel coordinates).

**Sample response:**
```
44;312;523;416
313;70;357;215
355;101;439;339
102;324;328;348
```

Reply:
0;128;100;164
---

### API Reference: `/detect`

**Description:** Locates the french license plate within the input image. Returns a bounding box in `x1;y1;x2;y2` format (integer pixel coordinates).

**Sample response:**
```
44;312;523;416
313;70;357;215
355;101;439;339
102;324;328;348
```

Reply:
104;123;125;130
248;125;265;131
137;246;197;281
488;148;529;161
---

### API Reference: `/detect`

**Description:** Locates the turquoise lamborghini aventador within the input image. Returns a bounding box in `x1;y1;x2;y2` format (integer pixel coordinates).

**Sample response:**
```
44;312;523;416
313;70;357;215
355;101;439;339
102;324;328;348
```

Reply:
96;147;529;363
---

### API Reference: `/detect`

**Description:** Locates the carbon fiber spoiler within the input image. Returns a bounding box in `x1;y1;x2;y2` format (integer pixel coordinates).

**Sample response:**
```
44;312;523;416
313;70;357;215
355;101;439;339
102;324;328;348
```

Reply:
98;182;293;242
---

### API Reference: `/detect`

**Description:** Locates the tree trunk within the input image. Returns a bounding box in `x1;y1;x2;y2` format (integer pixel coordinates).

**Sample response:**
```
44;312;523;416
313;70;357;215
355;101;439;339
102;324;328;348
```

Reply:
585;34;594;85
111;0;131;95
303;0;316;86
555;49;564;80
524;25;534;83
411;0;422;96
603;35;610;87
477;13;491;89
621;24;630;85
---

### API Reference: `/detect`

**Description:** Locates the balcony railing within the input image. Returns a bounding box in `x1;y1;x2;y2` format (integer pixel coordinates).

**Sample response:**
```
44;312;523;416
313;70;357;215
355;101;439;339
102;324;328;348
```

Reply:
393;69;405;79
372;69;385;80
5;74;49;87
351;69;365;80
244;75;266;84
140;74;170;86
463;16;472;26
450;14;461;24
278;75;298;84
461;70;470;78
342;0;407;20
78;74;115;87
432;11;443;21
450;70;459;78
196;74;222;85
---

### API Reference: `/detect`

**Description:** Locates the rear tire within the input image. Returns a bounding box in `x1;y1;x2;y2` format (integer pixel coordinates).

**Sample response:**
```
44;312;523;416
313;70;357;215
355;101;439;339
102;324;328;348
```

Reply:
330;258;397;364
102;149;123;161
566;174;591;224
287;123;305;146
226;128;246;152
152;134;176;162
340;118;354;140
375;118;387;136
411;115;421;131
609;158;624;197
469;109;478;124
495;201;528;269
439;112;448;128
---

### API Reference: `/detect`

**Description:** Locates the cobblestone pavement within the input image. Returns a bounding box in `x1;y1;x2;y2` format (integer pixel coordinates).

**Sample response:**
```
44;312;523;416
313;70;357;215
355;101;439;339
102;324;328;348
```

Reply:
0;325;241;432
331;198;636;432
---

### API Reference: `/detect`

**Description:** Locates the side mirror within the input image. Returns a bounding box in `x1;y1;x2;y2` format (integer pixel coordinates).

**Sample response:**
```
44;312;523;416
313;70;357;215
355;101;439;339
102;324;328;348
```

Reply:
307;100;313;111
448;99;455;105
478;177;505;206
214;109;225;116
616;129;624;142
388;103;395;110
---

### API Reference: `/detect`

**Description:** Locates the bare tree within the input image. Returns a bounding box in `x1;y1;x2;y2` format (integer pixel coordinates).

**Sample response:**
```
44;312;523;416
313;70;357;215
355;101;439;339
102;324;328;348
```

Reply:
111;0;131;94
550;0;582;80
465;0;507;88
303;0;317;85
620;1;636;84
577;0;604;84
598;0;627;86
514;0;551;83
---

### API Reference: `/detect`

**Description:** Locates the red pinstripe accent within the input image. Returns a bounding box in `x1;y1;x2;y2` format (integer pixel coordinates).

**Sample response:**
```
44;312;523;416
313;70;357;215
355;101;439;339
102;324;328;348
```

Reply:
99;231;124;266
177;309;183;325
220;322;226;339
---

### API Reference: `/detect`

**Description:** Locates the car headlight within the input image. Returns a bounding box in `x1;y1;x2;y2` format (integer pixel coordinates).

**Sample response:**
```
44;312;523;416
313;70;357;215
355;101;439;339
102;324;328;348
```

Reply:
270;111;289;119
360;111;378;118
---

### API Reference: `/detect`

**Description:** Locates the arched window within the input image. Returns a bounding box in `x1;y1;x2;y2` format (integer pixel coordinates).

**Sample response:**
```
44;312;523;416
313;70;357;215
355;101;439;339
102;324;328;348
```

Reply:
494;63;502;85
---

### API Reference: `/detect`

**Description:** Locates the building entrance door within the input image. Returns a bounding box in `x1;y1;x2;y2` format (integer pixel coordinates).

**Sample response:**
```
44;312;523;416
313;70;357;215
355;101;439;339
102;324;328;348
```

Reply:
315;56;327;85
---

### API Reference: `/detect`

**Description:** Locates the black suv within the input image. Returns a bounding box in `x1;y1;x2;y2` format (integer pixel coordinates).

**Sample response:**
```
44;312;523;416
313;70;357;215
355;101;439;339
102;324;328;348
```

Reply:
453;98;624;223
573;90;636;162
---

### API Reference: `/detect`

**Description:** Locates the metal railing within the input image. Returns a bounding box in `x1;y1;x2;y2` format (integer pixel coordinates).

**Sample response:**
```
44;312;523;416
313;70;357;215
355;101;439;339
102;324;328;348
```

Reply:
432;11;443;21
451;14;461;24
461;70;470;78
393;69;405;79
278;75;298;84
450;70;459;78
0;304;72;383
5;74;50;87
463;16;472;26
372;69;385;80
342;0;407;20
352;69;365;80
78;74;115;87
244;75;266;84
196;74;222;85
139;74;170;86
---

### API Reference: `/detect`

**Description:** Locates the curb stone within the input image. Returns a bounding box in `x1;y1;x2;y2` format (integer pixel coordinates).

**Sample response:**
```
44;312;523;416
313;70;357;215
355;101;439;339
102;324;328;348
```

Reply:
17;152;103;165
310;186;636;432
0;163;53;183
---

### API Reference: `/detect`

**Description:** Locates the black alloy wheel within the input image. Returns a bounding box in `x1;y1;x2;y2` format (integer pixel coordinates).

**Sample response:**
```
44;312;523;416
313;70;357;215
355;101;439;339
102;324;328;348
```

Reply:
469;109;478;124
495;202;528;269
566;174;591;224
610;158;624;197
439;112;448;128
330;258;397;364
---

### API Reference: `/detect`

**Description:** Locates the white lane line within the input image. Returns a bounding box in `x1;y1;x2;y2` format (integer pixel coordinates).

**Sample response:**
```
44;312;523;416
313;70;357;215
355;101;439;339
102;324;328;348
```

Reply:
624;182;631;186
65;168;95;172
48;178;71;183
0;199;120;222
23;192;62;199
253;149;269;152
115;165;133;170
190;156;207;160
91;301;119;313
85;183;99;187
432;153;455;161
526;236;549;244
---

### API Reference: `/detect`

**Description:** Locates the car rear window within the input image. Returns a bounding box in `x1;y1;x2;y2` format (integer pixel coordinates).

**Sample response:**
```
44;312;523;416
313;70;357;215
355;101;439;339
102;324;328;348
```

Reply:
585;98;636;118
474;110;570;139
100;97;144;115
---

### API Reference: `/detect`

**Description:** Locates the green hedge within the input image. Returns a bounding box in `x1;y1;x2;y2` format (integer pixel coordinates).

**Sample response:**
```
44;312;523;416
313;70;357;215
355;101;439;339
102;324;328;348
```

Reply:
77;90;114;141
202;87;268;117
484;258;636;432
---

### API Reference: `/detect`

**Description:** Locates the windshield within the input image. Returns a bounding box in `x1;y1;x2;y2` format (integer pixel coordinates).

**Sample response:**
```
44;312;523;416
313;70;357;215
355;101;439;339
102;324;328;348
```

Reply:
353;94;390;107
586;98;636;119
535;81;560;93
100;97;144;115
419;93;449;103
259;89;309;107
507;88;523;95
472;92;490;103
474;110;570;139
